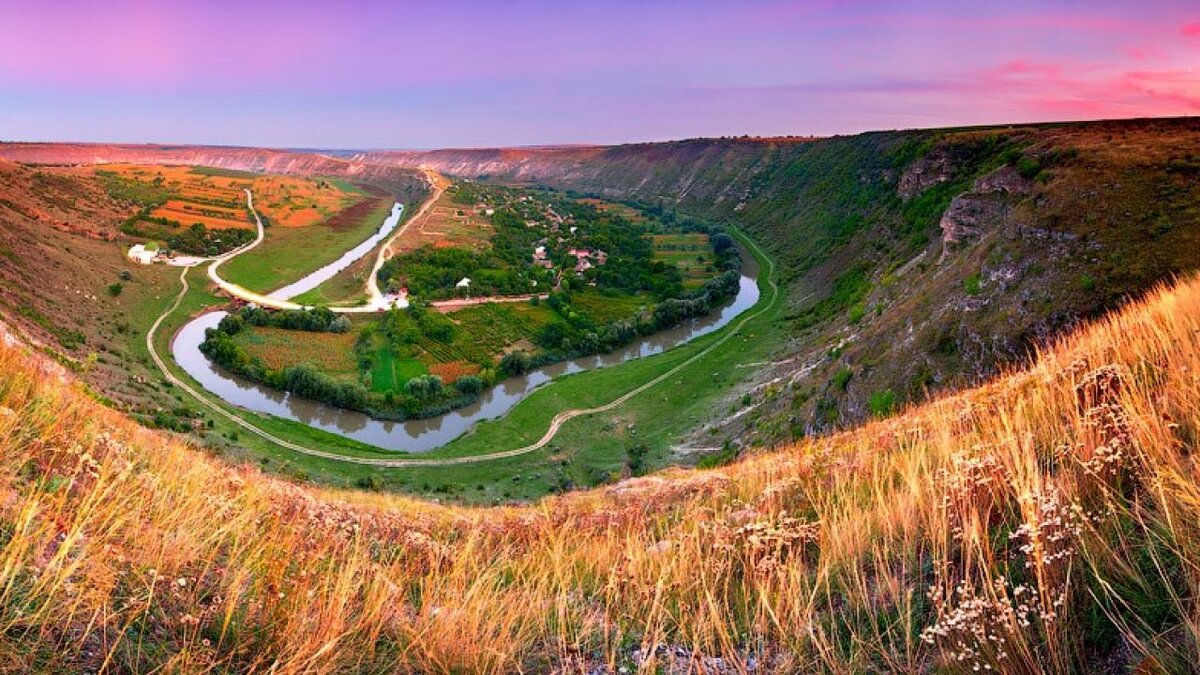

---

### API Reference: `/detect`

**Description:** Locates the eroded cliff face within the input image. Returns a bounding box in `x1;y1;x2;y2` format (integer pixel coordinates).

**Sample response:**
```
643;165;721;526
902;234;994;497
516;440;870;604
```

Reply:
4;119;1199;452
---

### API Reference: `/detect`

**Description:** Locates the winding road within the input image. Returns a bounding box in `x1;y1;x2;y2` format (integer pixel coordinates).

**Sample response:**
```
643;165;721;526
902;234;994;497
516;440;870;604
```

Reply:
145;230;777;467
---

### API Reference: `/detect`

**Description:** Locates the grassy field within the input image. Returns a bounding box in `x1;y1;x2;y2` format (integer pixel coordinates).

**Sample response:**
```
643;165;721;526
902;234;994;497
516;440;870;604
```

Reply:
6;244;1200;670
370;342;427;392
139;231;780;503
221;195;395;293
569;289;650;324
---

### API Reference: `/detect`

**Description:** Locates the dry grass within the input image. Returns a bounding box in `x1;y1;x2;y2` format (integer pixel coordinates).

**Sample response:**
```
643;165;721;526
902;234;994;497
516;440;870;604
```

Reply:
250;176;357;229
1;273;1199;671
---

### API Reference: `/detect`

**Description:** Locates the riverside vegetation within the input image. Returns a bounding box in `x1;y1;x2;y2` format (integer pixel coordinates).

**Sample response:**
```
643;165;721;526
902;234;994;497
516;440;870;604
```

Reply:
2;266;1199;670
197;184;742;420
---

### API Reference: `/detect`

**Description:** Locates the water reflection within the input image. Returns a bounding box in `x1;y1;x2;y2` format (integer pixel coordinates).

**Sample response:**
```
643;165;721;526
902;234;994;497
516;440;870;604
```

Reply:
173;261;760;453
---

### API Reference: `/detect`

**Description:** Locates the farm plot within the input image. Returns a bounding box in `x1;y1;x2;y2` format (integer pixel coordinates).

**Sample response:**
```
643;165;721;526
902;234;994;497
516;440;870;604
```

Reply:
233;327;360;380
570;289;651;324
417;302;557;365
99;164;255;231
577;197;650;223
390;183;493;255
370;341;428;392
649;233;718;288
250;175;361;229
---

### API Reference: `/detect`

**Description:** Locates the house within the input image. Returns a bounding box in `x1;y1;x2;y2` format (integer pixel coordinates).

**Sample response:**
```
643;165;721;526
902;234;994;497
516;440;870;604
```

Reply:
127;243;158;265
594;250;608;265
532;245;554;269
575;258;593;274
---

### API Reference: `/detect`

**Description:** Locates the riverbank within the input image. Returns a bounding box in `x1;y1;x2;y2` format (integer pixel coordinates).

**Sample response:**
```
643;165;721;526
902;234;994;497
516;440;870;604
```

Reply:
147;228;782;501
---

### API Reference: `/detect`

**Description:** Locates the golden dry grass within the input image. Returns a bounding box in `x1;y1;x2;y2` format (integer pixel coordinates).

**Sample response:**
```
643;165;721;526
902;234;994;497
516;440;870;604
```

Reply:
250;176;356;229
1;273;1199;671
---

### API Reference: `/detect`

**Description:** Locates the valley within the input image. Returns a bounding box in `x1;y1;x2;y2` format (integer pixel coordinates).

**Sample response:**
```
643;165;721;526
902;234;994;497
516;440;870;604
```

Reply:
3;120;1200;670
3;118;1199;505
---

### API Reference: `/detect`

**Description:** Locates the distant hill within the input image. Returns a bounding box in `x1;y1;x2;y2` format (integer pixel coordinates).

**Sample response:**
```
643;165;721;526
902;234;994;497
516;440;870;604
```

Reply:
352;118;1200;445
4;118;1199;449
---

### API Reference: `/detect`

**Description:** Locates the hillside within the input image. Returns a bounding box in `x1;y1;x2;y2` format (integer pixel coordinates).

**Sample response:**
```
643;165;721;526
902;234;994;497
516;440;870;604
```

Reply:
0;142;428;197
2;256;1198;670
361;118;1200;448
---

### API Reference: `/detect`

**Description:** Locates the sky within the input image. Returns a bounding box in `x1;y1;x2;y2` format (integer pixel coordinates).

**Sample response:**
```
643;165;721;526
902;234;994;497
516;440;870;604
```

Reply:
0;0;1197;148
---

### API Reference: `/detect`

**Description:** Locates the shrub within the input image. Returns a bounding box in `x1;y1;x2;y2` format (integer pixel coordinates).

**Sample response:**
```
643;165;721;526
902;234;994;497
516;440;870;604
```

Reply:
455;375;484;396
868;389;897;418
106;282;124;297
848;301;867;324
964;273;982;296
833;367;853;391
1016;155;1042;179
626;443;650;476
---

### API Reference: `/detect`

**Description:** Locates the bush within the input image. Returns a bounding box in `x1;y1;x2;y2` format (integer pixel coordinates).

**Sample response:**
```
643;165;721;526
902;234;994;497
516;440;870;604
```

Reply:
626;444;650;476
499;351;533;377
868;389;897;418
455;375;484;396
106;282;123;297
697;441;738;469
1016;155;1042;180
833;367;853;391
964;273;982;296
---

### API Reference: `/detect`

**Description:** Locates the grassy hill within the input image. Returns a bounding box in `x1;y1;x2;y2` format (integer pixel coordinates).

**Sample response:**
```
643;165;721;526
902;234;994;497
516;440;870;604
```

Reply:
1;262;1198;670
368;118;1200;451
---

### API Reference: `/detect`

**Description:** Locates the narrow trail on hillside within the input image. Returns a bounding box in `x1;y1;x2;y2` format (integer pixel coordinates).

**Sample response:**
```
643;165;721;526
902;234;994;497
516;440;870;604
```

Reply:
146;232;778;468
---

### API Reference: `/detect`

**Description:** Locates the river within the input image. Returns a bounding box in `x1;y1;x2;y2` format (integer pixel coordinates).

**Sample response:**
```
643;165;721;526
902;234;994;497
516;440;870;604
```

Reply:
267;202;404;301
172;254;760;453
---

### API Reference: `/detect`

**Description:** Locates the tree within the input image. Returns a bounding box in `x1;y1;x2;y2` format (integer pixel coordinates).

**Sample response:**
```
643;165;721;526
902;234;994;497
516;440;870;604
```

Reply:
711;232;735;254
455;375;484;396
498;351;532;377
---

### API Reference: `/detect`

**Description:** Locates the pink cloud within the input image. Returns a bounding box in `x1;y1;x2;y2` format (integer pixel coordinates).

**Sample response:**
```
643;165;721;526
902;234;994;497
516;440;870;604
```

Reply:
1183;22;1200;35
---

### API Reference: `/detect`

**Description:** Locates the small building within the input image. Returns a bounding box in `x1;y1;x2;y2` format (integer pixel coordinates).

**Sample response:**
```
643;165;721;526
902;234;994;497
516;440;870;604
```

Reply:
456;277;471;289
127;243;158;265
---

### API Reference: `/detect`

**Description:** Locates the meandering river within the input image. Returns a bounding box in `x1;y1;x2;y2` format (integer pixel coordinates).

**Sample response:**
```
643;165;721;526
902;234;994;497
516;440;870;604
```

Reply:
267;202;405;301
172;250;760;453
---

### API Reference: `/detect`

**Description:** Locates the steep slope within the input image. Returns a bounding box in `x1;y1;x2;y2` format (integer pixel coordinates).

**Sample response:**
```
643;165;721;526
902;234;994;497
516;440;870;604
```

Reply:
1;264;1198;671
360;118;1200;448
0;160;184;415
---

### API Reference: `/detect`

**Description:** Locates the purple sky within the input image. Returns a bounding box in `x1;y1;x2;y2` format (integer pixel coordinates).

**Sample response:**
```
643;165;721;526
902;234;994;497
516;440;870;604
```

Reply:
1;0;1197;148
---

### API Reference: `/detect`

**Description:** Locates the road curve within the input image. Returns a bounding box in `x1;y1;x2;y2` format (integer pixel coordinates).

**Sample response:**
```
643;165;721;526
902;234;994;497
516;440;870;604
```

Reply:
145;234;777;468
206;189;306;311
364;167;446;309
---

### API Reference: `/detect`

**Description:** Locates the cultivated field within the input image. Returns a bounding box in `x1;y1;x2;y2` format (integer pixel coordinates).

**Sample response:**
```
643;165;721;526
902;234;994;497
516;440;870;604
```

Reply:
650;232;718;288
251;175;361;229
234;326;359;377
388;179;493;256
97;163;255;232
